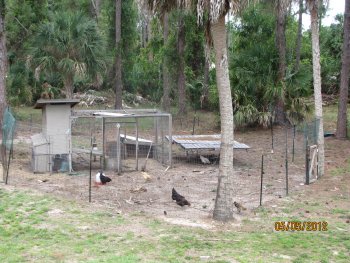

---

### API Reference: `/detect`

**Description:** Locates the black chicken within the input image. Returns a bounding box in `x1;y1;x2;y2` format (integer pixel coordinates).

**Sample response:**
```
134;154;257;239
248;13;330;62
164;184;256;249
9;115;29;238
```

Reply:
172;188;191;207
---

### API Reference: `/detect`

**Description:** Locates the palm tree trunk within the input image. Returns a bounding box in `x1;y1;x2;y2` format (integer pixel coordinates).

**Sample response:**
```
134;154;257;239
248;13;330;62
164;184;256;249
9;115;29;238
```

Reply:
202;52;210;109
0;1;7;150
91;0;102;20
275;0;287;123
63;74;74;99
295;0;303;72
309;0;325;177
211;16;234;221
0;2;8;135
162;12;171;111
115;0;123;109
336;0;350;139
177;16;186;115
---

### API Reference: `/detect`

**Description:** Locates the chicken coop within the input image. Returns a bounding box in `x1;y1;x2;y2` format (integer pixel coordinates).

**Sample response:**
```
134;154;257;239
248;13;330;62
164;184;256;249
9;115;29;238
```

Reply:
70;109;172;173
31;99;80;173
30;99;172;173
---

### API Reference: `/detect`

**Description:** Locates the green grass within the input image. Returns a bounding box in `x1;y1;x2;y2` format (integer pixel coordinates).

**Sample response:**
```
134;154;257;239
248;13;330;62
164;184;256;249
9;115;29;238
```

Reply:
330;158;350;176
12;106;41;123
0;188;349;263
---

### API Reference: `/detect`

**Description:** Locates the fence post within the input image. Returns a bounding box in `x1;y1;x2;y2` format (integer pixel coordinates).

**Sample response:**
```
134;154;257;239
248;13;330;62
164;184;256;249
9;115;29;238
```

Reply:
260;154;264;206
292;125;296;162
116;123;121;174
135;118;139;170
270;116;274;153
168;114;173;167
102;118;105;170
89;137;92;203
285;127;289;196
305;137;310;185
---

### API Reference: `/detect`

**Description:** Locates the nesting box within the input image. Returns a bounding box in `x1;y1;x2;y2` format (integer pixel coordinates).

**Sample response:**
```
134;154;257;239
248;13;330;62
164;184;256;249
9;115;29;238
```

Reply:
31;99;79;173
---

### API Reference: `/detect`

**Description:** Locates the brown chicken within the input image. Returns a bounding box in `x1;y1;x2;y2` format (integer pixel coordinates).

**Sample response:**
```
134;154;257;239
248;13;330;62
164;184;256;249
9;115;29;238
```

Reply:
234;201;246;213
172;188;191;207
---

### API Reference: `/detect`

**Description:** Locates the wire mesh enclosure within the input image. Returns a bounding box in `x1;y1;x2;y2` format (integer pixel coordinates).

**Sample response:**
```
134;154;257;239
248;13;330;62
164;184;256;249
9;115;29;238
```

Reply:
71;109;172;173
1;107;16;183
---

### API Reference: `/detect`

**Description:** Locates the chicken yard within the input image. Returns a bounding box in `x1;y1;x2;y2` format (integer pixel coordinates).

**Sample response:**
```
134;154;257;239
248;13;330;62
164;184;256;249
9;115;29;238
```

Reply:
4;123;312;227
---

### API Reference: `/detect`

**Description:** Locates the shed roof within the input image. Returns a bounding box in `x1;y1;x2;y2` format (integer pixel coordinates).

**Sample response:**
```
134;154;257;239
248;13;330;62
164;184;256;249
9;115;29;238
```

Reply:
34;99;80;109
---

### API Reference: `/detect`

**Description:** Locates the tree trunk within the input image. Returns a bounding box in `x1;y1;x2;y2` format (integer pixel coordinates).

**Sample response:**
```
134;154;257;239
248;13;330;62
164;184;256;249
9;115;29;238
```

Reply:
0;2;8;125
162;12;171;111
0;1;7;150
336;0;350;139
275;0;287;123
115;0;123;109
177;16;186;115
211;16;234;222
309;0;325;177
91;0;102;20
63;74;74;99
202;51;210;109
295;0;303;72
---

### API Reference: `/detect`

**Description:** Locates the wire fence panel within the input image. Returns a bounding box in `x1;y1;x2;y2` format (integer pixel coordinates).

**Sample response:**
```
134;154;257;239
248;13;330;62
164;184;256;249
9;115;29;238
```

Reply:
70;112;172;172
1;107;16;182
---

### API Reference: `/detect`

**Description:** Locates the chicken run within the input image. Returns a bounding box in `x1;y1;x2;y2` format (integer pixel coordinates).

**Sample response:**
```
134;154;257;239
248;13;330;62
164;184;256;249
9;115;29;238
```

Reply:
5;99;314;227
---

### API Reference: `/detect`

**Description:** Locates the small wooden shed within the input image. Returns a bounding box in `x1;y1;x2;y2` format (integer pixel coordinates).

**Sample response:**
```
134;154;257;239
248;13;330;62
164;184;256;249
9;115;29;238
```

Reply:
31;99;79;173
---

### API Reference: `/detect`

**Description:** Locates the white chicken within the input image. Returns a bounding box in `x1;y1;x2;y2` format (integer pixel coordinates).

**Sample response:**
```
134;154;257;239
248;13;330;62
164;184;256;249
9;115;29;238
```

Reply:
95;171;112;185
200;155;211;164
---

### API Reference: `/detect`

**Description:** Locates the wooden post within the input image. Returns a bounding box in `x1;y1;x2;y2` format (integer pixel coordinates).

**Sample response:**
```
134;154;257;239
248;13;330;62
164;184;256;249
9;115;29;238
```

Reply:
5;146;13;185
135;118;139;170
292;125;296;163
168;114;173;167
89;137;92;203
154;117;159;160
48;136;52;175
316;146;319;179
286;153;289;195
306;137;310;185
285;127;288;196
102;118;105;170
116;123;121;174
260;154;264;206
270;116;274;153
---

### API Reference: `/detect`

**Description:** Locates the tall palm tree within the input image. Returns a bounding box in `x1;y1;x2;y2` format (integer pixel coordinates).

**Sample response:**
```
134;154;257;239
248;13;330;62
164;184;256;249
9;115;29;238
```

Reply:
91;0;102;20
306;0;325;177
198;0;257;221
31;11;105;99
162;12;171;111
149;0;256;221
336;0;350;139
147;1;176;111
115;0;123;109
0;0;7;120
0;0;8;173
177;13;186;115
275;0;290;122
294;0;304;72
147;1;188;113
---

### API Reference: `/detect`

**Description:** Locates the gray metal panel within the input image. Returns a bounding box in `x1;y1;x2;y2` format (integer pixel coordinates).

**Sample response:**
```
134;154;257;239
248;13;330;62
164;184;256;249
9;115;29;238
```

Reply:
170;134;250;150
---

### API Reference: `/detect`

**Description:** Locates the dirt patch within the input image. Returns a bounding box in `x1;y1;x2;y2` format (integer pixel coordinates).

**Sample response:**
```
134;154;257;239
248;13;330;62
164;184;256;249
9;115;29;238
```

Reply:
2;121;350;229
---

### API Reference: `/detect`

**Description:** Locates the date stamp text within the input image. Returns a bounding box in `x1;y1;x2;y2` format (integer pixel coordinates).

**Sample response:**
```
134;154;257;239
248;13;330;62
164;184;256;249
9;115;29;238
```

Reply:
274;221;328;231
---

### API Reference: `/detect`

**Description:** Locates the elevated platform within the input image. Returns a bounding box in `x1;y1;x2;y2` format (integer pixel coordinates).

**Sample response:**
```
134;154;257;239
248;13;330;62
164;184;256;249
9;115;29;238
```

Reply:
169;134;250;150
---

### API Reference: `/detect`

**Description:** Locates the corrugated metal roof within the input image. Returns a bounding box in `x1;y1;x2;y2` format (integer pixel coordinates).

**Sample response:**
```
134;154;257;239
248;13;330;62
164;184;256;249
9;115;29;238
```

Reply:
170;134;250;150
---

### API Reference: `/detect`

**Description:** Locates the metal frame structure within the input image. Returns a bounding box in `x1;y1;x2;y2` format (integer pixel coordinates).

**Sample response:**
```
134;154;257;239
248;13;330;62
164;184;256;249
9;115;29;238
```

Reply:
71;109;173;173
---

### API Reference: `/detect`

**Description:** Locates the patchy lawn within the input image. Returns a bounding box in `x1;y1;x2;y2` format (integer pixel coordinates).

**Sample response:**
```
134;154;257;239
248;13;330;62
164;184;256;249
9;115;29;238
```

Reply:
1;104;349;262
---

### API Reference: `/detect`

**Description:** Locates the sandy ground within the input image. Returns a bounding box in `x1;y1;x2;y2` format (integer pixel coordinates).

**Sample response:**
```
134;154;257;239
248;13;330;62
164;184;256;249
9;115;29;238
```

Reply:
4;124;342;229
